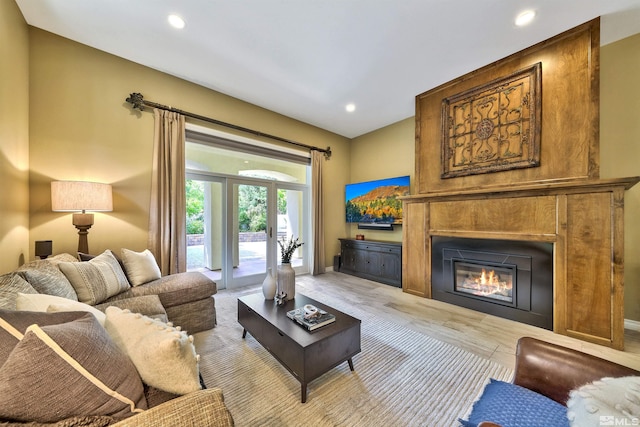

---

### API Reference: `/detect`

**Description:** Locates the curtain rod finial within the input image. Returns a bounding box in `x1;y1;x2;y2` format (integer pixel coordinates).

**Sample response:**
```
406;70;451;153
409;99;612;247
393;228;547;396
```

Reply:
126;93;145;111
324;147;332;159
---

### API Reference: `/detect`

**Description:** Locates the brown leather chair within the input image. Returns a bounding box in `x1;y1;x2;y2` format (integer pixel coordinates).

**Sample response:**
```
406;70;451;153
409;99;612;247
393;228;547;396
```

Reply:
477;336;640;427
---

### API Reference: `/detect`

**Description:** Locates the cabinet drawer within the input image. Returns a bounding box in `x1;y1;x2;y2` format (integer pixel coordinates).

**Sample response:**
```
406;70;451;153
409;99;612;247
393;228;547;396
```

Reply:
259;322;304;379
342;241;400;254
238;302;263;336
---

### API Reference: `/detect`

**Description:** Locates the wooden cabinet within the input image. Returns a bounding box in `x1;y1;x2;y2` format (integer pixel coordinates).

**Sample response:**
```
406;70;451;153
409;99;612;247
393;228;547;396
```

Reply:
339;239;402;287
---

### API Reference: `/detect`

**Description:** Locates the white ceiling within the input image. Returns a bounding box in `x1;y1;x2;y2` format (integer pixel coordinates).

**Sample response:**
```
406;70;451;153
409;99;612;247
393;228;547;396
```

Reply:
16;0;640;138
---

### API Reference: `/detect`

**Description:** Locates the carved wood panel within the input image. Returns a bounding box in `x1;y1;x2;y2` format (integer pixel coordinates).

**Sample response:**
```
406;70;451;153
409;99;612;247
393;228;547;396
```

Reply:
441;63;541;178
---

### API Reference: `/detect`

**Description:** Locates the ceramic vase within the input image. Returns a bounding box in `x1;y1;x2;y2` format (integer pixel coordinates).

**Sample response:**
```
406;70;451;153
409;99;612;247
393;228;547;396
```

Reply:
262;268;277;300
277;263;296;300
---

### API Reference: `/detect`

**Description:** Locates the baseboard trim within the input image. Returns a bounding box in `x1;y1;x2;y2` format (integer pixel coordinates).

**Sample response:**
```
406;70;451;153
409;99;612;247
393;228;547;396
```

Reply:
624;318;640;332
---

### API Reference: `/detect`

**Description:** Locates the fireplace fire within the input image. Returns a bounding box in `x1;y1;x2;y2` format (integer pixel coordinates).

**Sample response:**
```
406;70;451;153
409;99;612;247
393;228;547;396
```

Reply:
455;262;514;303
432;237;553;330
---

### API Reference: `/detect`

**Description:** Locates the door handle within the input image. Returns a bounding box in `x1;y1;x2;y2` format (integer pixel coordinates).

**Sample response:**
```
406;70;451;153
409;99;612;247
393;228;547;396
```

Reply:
269;227;273;238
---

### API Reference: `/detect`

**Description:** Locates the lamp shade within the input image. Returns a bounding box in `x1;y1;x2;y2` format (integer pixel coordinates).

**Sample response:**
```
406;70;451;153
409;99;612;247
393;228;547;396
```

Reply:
51;181;113;212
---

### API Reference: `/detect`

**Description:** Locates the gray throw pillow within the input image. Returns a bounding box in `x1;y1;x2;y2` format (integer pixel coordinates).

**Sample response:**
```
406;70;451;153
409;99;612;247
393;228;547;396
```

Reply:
0;309;88;366
0;312;147;423
0;273;38;310
59;250;130;305
16;259;78;301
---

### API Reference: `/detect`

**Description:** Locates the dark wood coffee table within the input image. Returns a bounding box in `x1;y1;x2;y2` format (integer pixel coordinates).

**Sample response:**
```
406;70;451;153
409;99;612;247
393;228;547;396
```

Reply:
238;293;361;403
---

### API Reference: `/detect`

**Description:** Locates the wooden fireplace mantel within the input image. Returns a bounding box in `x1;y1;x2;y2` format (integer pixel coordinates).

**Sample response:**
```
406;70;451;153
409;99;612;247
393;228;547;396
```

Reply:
401;177;640;202
401;176;640;350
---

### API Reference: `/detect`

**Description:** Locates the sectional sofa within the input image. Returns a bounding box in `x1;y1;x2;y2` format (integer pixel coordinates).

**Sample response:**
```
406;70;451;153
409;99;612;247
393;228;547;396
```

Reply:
0;250;233;426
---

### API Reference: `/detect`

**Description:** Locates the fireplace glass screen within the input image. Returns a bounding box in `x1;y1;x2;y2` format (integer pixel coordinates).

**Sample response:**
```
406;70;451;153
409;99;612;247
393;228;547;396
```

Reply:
453;260;515;304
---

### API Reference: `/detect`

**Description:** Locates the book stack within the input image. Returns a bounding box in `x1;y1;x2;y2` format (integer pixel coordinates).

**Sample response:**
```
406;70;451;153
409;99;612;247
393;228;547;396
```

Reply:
287;305;335;331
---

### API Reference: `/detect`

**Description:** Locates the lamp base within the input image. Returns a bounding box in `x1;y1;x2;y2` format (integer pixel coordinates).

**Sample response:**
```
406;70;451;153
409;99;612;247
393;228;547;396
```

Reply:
72;213;94;254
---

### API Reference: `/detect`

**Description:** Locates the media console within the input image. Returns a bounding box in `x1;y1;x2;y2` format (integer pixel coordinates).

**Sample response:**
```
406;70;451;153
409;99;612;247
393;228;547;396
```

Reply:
338;238;402;287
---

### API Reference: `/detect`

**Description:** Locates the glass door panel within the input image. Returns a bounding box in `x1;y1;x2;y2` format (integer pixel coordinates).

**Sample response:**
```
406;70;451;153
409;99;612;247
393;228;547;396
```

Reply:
230;182;270;286
277;187;308;272
186;178;225;287
187;169;308;288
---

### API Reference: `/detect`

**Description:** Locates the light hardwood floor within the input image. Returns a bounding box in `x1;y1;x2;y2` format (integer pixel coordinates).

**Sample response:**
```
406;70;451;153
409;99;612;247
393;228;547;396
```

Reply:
218;270;640;372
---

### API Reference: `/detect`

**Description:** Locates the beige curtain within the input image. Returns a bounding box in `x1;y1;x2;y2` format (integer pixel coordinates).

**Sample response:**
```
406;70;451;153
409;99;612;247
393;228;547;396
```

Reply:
149;109;186;275
311;150;325;275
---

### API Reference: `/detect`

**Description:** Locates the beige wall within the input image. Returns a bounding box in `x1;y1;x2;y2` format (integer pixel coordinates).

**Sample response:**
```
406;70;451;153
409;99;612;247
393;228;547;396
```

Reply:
26;28;350;268
601;32;640;321
0;1;30;272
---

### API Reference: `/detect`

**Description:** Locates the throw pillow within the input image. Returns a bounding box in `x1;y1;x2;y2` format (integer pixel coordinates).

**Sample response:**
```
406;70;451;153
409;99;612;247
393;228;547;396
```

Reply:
16;257;79;301
15;292;106;325
0;309;88;366
79;251;129;279
459;379;569;427
120;248;162;286
0;273;38;310
58;250;130;305
104;306;201;395
567;376;640;426
0;313;147;423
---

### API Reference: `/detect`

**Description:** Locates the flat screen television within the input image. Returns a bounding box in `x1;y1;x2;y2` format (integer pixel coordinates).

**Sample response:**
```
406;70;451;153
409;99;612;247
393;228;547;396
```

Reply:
345;175;410;225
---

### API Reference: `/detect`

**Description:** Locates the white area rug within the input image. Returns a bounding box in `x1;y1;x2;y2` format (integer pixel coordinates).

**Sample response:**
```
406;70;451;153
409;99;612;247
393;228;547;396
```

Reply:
196;285;512;426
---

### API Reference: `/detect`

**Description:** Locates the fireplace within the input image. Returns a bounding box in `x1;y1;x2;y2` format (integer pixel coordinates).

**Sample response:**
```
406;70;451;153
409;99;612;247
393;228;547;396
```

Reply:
431;237;553;330
454;261;514;304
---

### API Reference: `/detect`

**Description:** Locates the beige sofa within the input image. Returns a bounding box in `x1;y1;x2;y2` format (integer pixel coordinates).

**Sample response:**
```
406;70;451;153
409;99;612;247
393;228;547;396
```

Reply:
0;253;233;426
2;252;217;333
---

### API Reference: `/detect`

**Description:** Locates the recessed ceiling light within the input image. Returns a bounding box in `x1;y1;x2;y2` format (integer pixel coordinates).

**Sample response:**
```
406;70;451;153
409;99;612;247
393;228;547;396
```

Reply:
345;103;356;113
168;14;186;29
515;10;536;27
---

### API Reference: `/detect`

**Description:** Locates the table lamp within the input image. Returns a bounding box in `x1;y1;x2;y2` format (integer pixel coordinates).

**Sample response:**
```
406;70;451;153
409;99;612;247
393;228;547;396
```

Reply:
51;181;113;253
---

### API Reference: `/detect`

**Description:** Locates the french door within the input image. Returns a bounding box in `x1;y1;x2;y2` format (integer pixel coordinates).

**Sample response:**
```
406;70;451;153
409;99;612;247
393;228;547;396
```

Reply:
187;171;309;289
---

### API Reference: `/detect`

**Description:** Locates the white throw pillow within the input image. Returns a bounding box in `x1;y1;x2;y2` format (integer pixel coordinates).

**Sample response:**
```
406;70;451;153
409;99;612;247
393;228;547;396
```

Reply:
104;306;201;395
14;293;106;325
567;376;640;426
120;249;162;287
58;250;130;305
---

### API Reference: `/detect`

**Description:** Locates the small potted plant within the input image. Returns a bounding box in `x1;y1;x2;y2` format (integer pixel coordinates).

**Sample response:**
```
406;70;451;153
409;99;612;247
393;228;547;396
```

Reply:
277;236;303;300
278;236;304;264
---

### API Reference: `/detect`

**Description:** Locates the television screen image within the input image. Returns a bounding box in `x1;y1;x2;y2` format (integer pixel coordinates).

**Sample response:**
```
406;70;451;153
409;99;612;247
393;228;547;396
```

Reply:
345;175;410;224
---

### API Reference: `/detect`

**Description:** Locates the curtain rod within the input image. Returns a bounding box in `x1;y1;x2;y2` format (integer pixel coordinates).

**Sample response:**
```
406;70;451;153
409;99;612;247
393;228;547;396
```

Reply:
125;93;331;159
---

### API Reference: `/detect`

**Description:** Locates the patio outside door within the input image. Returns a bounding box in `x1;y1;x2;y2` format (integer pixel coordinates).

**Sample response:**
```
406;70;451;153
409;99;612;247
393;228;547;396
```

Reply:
188;172;308;289
229;178;273;287
186;130;311;289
